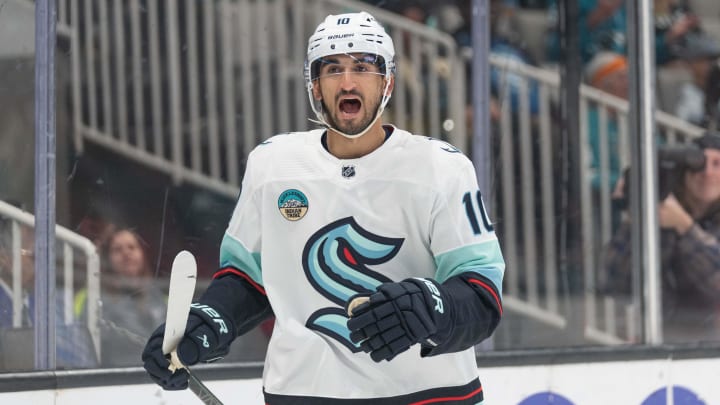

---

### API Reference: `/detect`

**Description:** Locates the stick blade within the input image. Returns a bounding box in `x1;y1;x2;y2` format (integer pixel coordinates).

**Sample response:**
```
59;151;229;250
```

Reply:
162;250;198;355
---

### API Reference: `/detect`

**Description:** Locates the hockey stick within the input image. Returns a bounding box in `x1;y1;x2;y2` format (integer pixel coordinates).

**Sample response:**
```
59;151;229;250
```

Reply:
163;250;225;405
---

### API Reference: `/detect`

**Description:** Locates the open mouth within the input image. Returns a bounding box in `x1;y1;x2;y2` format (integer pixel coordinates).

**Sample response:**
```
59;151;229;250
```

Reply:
339;98;362;116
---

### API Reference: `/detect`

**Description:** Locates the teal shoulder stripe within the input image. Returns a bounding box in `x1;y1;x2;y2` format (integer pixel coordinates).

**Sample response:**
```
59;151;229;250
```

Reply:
220;233;263;287
434;240;505;296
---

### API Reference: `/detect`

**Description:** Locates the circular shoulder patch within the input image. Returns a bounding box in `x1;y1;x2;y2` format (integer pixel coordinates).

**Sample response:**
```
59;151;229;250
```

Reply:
278;189;309;221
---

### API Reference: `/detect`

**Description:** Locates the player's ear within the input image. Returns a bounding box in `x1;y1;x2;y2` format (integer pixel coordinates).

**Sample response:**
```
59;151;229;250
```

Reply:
384;75;395;96
312;80;322;100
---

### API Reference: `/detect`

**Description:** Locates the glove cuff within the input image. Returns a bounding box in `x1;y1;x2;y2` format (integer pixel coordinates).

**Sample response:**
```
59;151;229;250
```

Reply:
406;278;453;347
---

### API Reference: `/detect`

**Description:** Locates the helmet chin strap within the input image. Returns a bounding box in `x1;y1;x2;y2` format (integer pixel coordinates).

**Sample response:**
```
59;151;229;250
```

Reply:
317;105;383;139
309;78;393;140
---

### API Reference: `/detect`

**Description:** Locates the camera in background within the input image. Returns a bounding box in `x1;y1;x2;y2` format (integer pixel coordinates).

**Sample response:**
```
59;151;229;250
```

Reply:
615;144;706;210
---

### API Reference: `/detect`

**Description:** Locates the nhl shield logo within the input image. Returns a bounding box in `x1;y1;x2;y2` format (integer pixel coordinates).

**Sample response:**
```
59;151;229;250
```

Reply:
278;189;309;221
341;165;356;179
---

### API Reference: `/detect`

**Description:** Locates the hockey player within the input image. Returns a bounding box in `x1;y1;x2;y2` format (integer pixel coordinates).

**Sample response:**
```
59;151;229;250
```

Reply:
142;11;505;404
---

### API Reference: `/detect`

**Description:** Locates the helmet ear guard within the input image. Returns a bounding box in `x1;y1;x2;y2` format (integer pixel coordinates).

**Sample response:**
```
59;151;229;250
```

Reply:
304;11;396;139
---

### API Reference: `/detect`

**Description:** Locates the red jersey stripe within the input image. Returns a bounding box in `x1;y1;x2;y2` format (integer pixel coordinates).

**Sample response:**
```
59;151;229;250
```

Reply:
214;267;266;295
408;385;483;405
467;278;502;315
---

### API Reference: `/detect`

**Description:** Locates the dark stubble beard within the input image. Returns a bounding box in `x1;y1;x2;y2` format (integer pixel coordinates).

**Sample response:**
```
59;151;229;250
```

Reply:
321;96;382;136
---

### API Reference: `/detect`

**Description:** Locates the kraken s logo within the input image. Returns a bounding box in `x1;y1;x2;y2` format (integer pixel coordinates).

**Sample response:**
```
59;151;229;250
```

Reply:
303;217;403;352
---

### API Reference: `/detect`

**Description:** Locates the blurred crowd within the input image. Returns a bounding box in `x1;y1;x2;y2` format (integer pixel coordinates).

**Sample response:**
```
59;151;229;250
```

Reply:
362;0;720;341
360;0;720;129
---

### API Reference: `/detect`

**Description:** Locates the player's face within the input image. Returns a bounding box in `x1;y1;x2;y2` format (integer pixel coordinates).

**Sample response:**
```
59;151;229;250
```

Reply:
685;148;720;204
312;53;389;136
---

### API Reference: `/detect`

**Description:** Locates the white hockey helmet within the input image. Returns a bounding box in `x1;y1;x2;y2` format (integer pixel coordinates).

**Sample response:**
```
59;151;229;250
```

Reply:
304;11;396;138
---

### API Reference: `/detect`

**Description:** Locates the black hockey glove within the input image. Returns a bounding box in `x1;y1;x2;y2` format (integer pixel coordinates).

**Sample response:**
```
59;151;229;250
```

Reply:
346;278;452;362
142;324;190;390
142;303;236;390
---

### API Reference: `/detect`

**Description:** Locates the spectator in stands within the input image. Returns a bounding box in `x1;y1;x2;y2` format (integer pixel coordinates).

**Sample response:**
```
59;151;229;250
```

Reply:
388;1;432;25
0;221;97;369
385;0;435;129
0;222;36;328
584;51;629;193
75;209;117;251
672;33;720;127
76;228;166;367
603;131;720;342
545;0;627;64
83;227;269;364
545;0;702;66
453;0;525;49
705;62;720;131
453;0;540;128
654;0;702;66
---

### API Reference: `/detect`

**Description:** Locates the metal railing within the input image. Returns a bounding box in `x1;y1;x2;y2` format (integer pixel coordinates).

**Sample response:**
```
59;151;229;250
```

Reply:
0;201;101;361
488;54;705;343
58;0;465;199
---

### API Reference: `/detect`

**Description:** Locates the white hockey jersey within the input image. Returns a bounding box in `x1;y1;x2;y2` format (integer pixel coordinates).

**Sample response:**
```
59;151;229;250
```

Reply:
220;126;505;401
